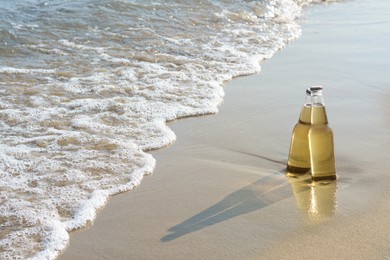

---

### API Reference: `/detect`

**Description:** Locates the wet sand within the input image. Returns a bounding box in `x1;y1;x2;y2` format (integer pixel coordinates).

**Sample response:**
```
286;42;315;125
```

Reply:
59;0;390;259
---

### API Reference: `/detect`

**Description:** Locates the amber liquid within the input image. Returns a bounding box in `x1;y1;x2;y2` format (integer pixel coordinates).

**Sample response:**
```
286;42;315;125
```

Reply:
309;106;336;181
287;105;311;173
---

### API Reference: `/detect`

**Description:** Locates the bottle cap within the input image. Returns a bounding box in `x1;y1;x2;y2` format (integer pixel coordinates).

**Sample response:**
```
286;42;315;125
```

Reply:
309;86;323;91
308;86;323;95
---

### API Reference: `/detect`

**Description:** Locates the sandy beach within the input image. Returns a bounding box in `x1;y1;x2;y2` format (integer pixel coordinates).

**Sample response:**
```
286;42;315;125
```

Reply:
59;0;390;259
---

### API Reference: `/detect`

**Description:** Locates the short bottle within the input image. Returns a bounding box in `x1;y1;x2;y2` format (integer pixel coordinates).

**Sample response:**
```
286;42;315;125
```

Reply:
287;89;312;174
308;86;336;181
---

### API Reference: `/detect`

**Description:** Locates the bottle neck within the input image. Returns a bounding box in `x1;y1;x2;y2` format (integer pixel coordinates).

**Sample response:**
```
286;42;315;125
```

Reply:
299;91;312;124
308;86;328;125
312;94;325;107
299;104;311;124
311;105;328;125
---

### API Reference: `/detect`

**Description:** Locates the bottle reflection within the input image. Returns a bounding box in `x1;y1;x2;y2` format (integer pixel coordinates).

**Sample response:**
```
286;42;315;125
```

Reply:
287;173;337;222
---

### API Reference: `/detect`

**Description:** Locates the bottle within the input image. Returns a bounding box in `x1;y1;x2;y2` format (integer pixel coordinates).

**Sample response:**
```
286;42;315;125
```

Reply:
287;89;312;174
308;86;336;181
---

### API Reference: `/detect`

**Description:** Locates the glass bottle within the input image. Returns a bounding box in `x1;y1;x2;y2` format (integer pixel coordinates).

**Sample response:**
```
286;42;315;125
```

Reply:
287;88;312;174
308;86;336;181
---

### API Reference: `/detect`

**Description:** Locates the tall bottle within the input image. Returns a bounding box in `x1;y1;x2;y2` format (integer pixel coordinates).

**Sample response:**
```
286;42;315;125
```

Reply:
308;86;336;181
287;89;312;174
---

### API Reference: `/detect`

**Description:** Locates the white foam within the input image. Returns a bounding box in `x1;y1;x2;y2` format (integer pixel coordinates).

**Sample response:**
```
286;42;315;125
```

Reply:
0;67;57;74
58;39;106;52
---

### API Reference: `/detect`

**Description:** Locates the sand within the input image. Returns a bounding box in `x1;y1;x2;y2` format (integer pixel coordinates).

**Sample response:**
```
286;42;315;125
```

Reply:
59;0;390;259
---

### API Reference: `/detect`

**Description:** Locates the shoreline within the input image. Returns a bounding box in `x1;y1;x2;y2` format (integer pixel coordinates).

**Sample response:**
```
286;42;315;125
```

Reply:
59;0;390;259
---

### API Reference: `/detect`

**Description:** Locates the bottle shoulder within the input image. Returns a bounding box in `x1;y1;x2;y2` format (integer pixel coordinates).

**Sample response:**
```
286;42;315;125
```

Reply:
311;106;328;125
309;124;334;135
298;105;311;124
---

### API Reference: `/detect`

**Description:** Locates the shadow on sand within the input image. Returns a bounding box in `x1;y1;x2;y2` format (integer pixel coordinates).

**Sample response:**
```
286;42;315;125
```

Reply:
161;152;337;242
161;169;300;242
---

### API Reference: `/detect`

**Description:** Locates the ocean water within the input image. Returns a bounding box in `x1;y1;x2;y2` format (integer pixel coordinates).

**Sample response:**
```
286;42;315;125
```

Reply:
0;0;335;258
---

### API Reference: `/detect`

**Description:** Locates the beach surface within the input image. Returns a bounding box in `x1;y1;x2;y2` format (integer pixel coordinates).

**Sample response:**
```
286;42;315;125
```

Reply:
59;0;390;259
